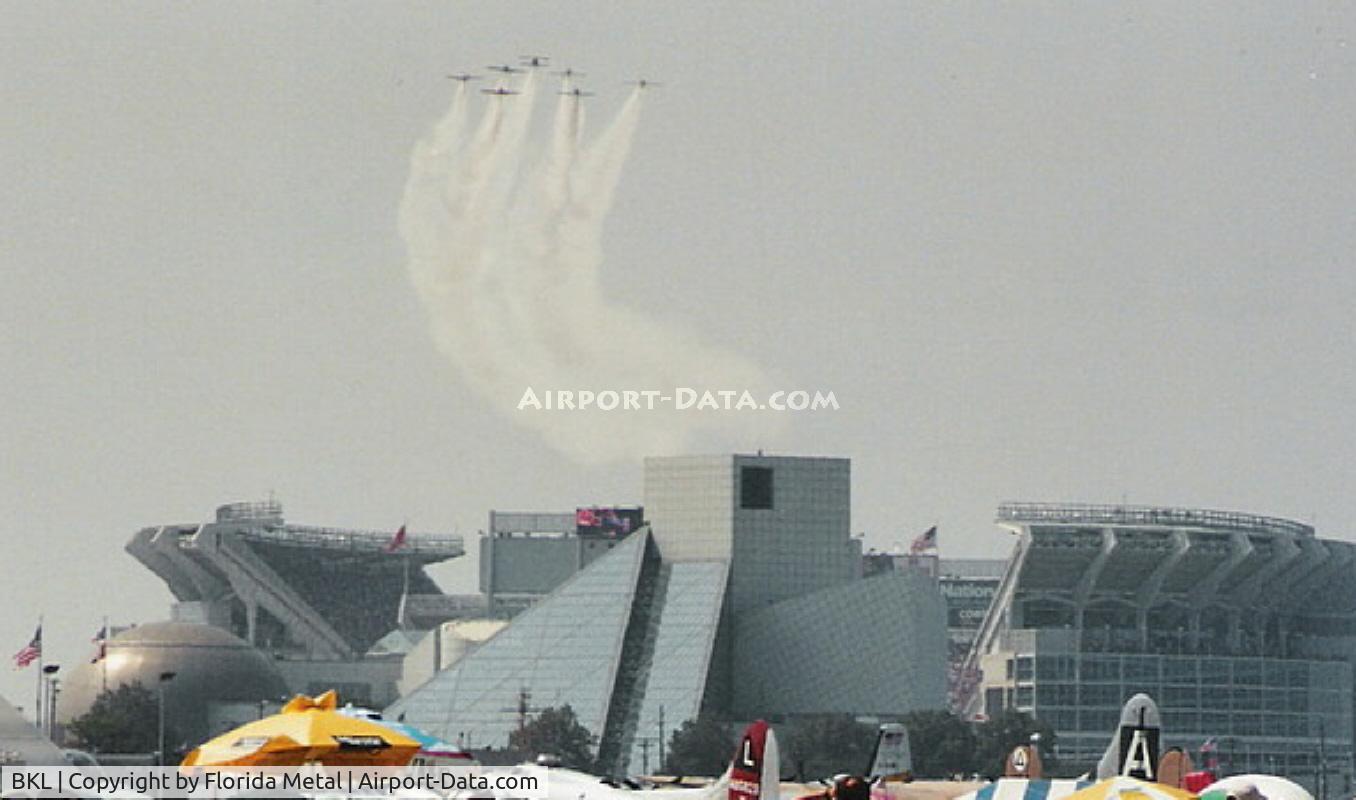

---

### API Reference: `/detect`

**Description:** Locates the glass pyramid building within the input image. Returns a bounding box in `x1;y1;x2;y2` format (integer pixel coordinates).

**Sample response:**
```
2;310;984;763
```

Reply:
386;528;652;752
388;455;948;777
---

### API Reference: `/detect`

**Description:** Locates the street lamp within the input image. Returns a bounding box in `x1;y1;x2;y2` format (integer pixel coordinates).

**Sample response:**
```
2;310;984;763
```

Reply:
157;671;176;766
41;665;60;740
49;680;61;745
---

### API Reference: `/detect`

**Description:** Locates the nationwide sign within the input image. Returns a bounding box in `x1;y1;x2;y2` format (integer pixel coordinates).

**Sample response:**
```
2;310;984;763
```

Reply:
939;578;998;629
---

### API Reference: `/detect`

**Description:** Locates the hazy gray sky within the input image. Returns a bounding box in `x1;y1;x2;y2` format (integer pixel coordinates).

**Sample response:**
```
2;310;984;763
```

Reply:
3;2;1354;709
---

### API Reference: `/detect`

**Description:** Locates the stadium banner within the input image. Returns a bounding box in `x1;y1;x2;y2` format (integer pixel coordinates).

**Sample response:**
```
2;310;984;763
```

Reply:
575;506;643;538
0;765;549;799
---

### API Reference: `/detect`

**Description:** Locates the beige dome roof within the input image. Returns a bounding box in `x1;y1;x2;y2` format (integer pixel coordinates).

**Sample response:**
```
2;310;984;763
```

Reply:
58;622;289;749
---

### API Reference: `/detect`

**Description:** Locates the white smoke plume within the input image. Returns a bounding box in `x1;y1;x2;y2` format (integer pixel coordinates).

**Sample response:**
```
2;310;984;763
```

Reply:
401;77;778;462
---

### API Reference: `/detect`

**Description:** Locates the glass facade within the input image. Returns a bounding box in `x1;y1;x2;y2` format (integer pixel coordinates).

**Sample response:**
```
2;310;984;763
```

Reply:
986;648;1356;784
385;531;650;749
971;504;1356;792
623;561;729;775
731;571;948;717
1027;654;1352;750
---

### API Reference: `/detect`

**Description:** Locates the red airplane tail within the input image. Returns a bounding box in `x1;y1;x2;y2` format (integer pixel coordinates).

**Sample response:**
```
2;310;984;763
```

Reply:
727;720;779;800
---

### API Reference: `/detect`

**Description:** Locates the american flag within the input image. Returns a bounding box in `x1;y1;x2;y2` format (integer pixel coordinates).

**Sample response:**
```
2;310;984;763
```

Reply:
13;625;41;669
910;525;938;555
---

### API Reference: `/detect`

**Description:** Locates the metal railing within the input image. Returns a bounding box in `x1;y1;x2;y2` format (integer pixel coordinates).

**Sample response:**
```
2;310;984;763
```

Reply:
997;502;1313;538
234;523;464;555
216;500;284;522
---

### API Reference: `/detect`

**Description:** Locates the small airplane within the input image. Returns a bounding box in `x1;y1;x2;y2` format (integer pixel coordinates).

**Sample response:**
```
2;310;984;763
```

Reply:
794;724;911;800
865;724;911;782
446;73;481;83
487;64;523;74
1094;692;1161;780
520;55;551;68
559;88;595;98
554;68;586;79
481;86;519;96
457;720;780;800
629;79;663;89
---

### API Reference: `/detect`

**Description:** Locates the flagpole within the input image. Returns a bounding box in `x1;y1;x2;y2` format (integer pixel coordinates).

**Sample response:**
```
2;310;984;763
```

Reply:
101;615;109;693
395;519;410;631
34;615;43;728
400;554;410;630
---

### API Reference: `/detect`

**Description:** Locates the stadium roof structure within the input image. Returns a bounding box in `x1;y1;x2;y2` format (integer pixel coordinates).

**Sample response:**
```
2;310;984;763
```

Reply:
962;502;1356;783
128;501;464;659
989;502;1349;612
964;502;1356;709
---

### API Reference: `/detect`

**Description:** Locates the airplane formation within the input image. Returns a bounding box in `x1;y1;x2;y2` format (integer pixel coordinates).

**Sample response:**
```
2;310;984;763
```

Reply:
447;55;659;100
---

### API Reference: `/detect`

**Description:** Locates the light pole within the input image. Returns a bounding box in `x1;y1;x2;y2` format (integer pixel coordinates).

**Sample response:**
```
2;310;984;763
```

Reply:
41;665;60;740
157;671;176;766
48;679;60;744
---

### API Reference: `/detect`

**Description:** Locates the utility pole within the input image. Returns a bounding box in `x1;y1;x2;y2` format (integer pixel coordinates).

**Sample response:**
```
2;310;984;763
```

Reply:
657;705;665;774
1318;718;1327;800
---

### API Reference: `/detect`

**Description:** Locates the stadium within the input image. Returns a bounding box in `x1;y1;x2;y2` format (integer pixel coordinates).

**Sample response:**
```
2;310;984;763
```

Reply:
123;500;465;707
963;502;1356;789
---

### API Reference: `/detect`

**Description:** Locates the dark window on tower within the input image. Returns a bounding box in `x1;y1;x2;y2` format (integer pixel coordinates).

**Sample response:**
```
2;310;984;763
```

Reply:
740;466;774;510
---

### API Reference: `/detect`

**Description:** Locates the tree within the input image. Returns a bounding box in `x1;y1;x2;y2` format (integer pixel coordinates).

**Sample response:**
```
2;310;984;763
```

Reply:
666;716;735;778
901;710;976;778
67;682;177;754
783;715;878;781
972;710;1058;779
508;705;594;771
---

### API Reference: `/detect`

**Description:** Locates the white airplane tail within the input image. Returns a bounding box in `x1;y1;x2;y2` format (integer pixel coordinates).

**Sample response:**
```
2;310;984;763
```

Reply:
1095;693;1163;781
866;724;912;781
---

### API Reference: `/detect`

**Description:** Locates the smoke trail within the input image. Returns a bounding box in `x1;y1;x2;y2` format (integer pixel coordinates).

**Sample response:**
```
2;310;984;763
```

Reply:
402;80;779;462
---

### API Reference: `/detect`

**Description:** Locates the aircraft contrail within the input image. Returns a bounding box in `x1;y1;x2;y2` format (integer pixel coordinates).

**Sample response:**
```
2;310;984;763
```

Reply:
401;76;778;462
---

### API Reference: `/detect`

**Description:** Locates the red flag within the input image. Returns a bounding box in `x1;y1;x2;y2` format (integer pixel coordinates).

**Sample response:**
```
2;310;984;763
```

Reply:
385;525;407;553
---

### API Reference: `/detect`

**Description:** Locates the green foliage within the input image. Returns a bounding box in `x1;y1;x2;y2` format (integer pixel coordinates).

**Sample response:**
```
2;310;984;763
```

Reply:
507;705;595;771
67;682;177;755
665;716;735;777
901;710;976;778
972;710;1058;778
783;715;878;781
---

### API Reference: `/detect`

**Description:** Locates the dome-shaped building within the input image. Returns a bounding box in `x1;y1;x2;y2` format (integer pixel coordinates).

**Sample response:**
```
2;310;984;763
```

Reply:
58;621;289;751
